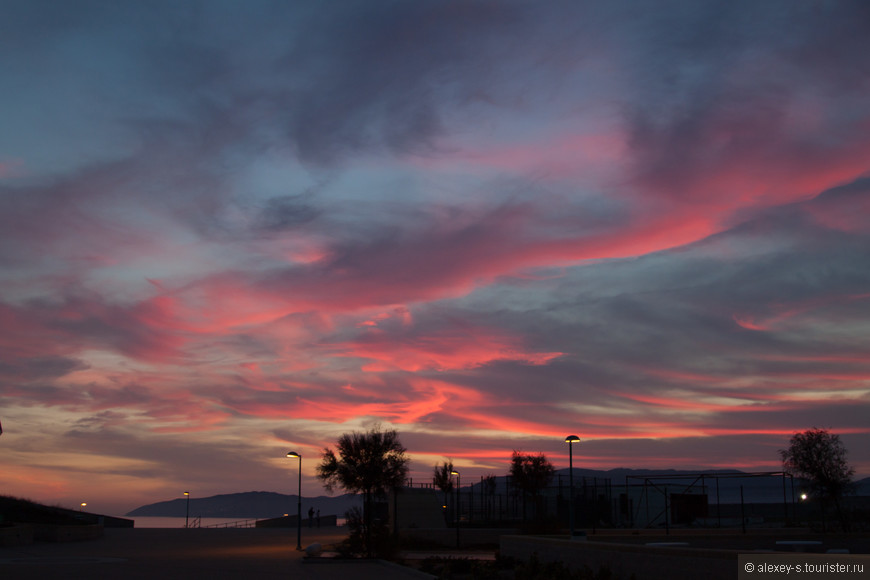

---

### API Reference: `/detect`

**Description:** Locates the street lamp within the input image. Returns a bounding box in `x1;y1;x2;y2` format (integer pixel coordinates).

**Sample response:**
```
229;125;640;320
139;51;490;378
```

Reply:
286;451;303;551
565;435;580;538
450;470;460;548
184;492;190;528
80;502;87;511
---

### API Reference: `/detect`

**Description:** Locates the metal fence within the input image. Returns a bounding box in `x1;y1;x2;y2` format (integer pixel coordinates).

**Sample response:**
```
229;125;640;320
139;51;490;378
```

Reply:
406;471;818;531
407;474;614;528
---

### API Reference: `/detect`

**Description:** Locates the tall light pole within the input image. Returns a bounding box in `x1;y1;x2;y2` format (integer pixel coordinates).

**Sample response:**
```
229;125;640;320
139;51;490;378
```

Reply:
286;451;302;551
183;492;190;528
565;435;580;538
450;470;460;548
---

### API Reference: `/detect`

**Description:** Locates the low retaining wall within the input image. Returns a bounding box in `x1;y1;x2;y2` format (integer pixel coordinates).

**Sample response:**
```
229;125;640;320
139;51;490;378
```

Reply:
501;535;736;580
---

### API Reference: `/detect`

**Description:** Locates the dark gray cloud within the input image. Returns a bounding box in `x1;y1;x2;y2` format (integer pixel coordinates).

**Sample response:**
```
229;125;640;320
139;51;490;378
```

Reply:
0;356;87;383
255;195;321;233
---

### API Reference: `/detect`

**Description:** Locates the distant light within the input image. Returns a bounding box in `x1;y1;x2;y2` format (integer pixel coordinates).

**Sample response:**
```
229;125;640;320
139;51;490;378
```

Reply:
800;493;808;501
450;470;459;476
184;491;189;496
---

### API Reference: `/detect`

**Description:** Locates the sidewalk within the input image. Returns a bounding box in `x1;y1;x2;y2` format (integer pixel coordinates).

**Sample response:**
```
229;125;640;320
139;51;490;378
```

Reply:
0;526;434;579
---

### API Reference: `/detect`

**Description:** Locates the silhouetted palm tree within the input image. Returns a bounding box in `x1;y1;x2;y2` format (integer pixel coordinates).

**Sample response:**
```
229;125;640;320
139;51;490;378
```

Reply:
317;425;409;556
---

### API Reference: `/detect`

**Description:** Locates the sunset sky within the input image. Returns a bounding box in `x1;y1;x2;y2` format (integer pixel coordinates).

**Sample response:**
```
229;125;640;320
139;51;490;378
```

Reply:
2;0;869;516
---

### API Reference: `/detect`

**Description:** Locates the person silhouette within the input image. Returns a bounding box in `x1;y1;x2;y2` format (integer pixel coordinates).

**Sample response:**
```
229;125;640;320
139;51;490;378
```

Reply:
308;506;314;527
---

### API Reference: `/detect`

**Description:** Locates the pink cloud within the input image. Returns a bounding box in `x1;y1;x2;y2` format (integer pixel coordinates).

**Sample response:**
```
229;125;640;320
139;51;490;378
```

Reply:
179;206;720;324
327;323;562;372
632;99;870;213
0;291;189;365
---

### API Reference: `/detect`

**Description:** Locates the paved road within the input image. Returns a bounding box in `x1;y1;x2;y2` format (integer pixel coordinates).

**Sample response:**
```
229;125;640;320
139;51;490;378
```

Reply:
0;526;434;579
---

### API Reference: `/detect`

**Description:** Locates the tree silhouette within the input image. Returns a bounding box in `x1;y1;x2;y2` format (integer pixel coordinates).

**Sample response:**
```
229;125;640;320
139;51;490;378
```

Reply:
433;460;455;525
317;425;409;556
482;474;497;519
780;428;855;529
433;460;455;493
509;451;555;520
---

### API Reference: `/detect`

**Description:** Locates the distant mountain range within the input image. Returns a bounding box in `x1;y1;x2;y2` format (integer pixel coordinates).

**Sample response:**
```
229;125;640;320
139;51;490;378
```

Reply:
126;491;361;519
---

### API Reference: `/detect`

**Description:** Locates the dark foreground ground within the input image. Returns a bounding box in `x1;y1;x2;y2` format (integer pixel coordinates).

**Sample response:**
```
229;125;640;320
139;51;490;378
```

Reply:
0;526;432;580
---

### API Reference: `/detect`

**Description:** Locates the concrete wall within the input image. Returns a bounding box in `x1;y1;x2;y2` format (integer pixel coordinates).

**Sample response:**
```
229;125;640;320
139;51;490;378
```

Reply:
501;535;736;580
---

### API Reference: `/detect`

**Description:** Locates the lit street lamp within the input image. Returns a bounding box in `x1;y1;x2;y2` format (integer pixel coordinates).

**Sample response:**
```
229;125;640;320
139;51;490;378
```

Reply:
565;435;580;538
80;502;87;511
450;470;460;548
184;492;190;528
286;451;303;551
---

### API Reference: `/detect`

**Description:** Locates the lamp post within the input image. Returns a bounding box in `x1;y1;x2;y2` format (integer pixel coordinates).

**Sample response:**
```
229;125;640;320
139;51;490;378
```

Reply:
565;435;580;538
286;451;302;551
184;492;190;528
80;502;87;512
450;470;460;548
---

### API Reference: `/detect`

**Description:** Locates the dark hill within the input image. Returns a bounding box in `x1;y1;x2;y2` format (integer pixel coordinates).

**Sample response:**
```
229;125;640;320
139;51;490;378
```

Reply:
1;495;132;527
126;491;361;519
1;496;85;526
